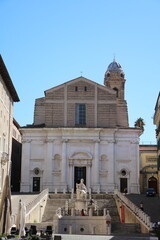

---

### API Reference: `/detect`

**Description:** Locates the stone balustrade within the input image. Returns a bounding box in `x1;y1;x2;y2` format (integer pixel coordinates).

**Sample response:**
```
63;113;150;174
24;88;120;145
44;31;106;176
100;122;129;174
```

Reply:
114;189;152;230
26;188;49;216
56;207;107;217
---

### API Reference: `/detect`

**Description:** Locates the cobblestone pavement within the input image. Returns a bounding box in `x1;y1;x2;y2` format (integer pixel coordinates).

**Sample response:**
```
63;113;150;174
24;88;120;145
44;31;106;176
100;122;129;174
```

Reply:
126;194;160;223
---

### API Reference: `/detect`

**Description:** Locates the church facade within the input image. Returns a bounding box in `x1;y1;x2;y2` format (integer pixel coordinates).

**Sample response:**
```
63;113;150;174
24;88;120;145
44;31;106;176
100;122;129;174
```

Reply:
20;60;141;194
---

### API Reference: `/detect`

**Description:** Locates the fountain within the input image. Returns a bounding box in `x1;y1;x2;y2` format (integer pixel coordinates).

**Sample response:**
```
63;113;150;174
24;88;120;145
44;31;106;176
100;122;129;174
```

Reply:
53;179;112;235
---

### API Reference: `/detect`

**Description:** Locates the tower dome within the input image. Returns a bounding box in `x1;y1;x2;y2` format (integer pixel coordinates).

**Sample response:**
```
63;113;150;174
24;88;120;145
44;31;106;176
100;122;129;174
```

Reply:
104;59;125;85
107;59;124;73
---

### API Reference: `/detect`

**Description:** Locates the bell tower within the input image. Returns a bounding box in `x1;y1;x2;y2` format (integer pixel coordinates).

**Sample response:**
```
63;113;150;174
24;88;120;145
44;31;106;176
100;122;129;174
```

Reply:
104;58;126;100
104;59;129;127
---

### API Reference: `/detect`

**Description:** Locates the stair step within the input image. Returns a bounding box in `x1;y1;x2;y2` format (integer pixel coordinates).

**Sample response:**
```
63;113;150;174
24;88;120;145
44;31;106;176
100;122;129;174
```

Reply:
112;223;141;234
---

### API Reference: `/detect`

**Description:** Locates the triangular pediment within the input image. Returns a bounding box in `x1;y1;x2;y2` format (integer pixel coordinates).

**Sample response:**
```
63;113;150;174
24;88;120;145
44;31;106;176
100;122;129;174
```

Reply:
45;76;115;95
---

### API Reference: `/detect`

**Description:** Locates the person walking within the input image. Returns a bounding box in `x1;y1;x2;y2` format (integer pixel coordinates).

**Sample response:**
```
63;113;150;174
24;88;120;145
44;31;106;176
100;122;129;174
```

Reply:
140;201;144;211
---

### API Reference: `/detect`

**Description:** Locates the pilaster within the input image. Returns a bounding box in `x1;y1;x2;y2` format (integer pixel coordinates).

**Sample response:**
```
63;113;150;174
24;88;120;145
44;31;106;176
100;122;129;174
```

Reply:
61;139;68;189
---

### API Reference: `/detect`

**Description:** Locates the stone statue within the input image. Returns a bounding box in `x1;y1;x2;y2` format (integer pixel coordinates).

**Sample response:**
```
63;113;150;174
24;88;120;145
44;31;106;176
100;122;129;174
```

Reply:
76;179;87;199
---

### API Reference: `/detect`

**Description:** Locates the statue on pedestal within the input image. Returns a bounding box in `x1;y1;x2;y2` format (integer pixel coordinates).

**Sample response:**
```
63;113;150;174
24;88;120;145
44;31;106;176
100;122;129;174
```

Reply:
76;179;87;199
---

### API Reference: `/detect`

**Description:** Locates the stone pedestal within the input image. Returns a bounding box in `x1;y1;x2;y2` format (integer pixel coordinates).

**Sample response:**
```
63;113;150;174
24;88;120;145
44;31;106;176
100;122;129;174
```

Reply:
106;210;111;235
56;216;108;235
75;199;86;211
88;205;95;216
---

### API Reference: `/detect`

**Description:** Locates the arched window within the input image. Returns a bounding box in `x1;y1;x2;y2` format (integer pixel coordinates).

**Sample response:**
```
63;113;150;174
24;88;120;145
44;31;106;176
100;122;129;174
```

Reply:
121;73;124;78
113;87;119;97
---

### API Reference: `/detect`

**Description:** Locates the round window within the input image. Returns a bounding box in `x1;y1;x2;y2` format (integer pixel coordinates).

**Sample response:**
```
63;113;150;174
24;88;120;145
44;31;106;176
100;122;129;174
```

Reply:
34;168;40;175
121;170;126;176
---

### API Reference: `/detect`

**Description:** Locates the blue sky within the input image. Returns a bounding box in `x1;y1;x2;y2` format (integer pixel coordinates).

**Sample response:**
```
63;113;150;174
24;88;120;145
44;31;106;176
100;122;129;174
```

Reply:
0;0;160;144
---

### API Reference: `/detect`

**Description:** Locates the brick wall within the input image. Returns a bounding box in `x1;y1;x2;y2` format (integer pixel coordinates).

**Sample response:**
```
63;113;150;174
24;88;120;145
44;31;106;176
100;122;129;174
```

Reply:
46;87;64;99
67;103;75;127
34;98;45;125
67;81;95;100
33;77;128;128
97;104;116;127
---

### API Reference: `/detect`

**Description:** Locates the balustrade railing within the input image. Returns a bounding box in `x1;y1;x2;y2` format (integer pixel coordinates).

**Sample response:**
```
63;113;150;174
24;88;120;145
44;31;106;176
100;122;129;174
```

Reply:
56;207;105;217
26;188;49;215
114;189;152;230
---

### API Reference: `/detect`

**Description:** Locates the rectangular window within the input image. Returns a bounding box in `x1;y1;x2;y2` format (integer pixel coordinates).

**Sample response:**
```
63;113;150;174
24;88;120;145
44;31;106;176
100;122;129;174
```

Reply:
76;104;86;125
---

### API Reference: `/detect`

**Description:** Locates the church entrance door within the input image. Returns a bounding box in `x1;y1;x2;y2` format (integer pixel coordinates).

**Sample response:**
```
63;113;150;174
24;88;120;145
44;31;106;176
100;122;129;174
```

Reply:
120;178;127;193
74;167;86;191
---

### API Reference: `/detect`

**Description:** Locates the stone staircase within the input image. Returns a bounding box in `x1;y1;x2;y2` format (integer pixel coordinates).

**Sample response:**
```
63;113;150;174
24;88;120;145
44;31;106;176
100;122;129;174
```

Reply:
41;193;141;235
42;193;71;222
41;193;120;223
112;223;141;235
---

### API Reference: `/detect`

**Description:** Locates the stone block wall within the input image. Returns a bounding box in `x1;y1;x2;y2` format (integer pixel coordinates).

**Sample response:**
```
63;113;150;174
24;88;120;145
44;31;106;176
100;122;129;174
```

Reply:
33;77;128;128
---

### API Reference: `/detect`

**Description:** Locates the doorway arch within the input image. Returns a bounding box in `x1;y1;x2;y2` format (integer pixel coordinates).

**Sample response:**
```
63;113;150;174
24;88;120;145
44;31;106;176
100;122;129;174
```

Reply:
148;176;157;193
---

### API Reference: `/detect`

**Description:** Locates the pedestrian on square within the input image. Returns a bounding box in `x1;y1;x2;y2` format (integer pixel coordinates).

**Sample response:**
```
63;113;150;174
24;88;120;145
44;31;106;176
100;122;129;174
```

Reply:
81;209;85;216
140;201;144;211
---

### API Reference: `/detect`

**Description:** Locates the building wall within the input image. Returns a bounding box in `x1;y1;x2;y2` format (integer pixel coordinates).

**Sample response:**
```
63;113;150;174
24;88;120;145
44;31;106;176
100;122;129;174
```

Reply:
20;128;140;194
0;75;14;191
153;92;160;195
21;62;140;194
0;55;19;193
139;145;158;193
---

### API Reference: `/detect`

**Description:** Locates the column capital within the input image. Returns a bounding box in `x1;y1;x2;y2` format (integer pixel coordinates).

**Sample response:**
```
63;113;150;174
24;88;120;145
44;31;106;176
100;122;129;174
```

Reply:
69;160;74;166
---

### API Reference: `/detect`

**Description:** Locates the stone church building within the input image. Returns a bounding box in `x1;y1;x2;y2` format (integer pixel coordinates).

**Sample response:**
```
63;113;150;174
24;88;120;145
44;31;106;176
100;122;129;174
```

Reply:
20;60;141;194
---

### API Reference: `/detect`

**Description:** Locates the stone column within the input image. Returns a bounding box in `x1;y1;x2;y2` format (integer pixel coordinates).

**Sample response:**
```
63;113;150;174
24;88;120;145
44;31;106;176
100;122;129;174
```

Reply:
69;225;72;234
89;206;94;216
71;188;74;199
91;226;96;234
71;208;75;216
61;139;68;189
87;160;91;188
103;208;107;216
94;140;100;185
69;160;73;191
45;139;53;191
106;210;111;235
108;138;116;191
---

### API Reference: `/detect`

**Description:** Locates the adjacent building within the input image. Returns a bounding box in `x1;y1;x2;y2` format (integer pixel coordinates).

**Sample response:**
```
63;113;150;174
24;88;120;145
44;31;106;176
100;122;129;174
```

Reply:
0;55;20;192
20;60;141;194
11;118;22;192
153;92;160;194
139;144;158;194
